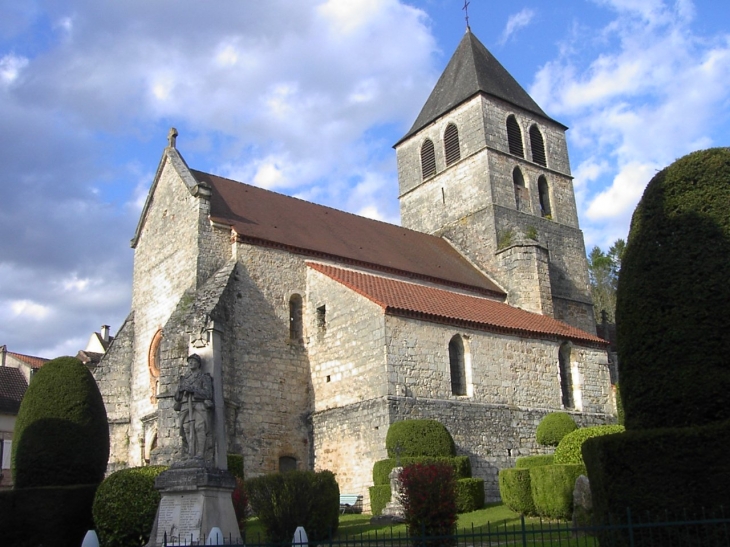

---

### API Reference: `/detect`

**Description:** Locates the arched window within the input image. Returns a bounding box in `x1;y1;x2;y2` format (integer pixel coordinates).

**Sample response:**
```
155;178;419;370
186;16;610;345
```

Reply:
449;334;466;396
559;342;574;409
506;115;524;157
279;456;298;473
444;123;461;166
147;329;162;403
420;139;436;179
538;176;552;218
289;294;303;342
529;125;547;166
513;167;528;212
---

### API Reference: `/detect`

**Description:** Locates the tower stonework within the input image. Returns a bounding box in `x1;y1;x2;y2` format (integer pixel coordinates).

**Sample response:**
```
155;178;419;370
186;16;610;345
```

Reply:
395;30;595;333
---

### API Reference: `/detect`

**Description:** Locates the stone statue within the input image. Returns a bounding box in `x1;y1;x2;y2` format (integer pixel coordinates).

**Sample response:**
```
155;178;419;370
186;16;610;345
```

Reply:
174;354;214;460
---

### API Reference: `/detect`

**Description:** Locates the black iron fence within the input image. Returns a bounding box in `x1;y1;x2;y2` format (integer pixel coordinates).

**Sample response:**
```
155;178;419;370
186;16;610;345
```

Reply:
163;508;730;547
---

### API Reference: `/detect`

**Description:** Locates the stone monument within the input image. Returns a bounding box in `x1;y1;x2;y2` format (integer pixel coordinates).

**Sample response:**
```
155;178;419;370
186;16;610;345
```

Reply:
146;322;241;546
370;467;406;525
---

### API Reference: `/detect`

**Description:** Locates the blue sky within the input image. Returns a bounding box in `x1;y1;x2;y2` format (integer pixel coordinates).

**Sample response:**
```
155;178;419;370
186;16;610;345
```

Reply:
1;0;728;358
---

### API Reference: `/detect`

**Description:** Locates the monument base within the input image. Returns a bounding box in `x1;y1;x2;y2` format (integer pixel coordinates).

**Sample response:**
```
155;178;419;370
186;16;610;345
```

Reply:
146;463;240;546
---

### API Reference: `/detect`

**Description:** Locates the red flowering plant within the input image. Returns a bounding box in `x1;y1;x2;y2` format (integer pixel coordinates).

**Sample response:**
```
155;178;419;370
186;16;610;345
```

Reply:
231;477;248;533
398;462;457;547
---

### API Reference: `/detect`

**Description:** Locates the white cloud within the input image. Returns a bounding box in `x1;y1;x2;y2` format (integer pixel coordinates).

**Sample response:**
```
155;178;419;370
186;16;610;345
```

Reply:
586;161;657;220
11;300;51;320
0;53;28;85
499;9;536;45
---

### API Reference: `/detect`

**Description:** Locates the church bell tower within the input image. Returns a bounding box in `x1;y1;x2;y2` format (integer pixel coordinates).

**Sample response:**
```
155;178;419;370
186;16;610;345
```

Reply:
394;29;595;333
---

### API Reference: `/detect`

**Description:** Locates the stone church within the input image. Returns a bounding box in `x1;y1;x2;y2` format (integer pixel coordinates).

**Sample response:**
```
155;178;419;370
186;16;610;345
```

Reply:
94;29;614;507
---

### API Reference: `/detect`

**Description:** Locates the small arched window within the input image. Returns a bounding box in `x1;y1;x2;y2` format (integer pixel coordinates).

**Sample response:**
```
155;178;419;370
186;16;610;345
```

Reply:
538;176;552;218
444;123;461;166
420;139;436;179
506;115;524;157
289;294;303;342
513;167;528;212
279;456;298;473
529;125;547;166
559;342;574;409
449;334;466;396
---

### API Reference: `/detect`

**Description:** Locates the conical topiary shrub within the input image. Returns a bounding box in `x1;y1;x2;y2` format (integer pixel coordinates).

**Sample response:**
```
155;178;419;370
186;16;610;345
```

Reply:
12;356;109;488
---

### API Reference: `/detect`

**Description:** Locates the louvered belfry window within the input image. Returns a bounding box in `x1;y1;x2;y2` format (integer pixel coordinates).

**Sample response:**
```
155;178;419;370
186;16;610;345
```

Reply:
530;125;547;166
444;123;461;166
506;115;524;157
513;167;528;212
420;139;436;179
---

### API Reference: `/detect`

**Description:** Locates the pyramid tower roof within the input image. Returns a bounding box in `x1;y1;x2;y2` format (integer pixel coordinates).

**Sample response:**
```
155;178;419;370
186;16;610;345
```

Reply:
397;29;563;144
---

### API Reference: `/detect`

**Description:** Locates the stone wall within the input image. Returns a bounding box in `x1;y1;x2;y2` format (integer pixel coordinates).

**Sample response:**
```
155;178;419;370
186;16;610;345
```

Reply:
92;313;134;471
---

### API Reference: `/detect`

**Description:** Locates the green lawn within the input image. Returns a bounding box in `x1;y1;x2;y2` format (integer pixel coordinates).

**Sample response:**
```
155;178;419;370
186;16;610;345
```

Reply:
242;504;598;546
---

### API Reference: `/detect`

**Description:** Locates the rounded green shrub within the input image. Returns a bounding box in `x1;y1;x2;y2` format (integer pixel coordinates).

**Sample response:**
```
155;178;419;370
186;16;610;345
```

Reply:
515;455;554;468
616;148;730;429
385;419;455;458
93;466;167;547
246;470;339;543
498;468;534;515
536;412;578;446
530;464;586;520
12;356;109;488
554;425;625;465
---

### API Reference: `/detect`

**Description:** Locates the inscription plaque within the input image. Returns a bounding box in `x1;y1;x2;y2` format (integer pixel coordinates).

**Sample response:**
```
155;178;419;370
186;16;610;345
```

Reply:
156;494;204;544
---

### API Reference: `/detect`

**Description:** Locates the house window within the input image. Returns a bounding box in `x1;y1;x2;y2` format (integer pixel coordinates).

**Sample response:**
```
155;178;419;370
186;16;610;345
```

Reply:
444;123;461;166
421;139;436;179
316;305;326;332
506;115;524;157
559;342;574;409
538;176;552;218
289;294;303;342
449;334;467;396
279;456;298;473
529;125;547;166
513;167;528;212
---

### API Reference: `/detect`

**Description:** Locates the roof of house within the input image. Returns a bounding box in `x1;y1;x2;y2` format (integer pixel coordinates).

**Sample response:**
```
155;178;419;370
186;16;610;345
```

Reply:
308;262;606;346
397;29;563;144
0;366;28;414
4;350;48;370
195;169;505;297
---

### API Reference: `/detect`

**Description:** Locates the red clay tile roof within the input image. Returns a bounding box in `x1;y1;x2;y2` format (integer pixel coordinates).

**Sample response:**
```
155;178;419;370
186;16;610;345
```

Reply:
193;170;504;297
308;263;607;346
0;367;28;414
6;351;48;370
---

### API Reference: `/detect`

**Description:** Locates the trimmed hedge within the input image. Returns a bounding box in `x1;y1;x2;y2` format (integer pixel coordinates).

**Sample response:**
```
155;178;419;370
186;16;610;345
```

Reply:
368;484;391;516
12;356;109;488
455;478;485;513
554;425;625;465
369;478;484;516
616;147;730;430
246;470;339;543
515;455;554;469
227;453;244;480
583;420;730;520
373;456;471;485
0;483;97;547
536;412;578;446
386;419;455;458
399;463;457;541
530;464;586;520
498;468;534;515
92;466;167;547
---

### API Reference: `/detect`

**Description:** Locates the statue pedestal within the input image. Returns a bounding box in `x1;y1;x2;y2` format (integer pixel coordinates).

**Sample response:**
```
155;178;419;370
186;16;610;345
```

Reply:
146;463;240;546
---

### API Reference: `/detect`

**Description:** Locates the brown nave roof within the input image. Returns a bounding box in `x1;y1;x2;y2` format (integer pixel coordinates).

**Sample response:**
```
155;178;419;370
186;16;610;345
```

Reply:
194;170;504;297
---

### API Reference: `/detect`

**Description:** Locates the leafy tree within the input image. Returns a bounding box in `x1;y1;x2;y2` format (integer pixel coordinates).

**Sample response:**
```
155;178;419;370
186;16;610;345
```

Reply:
587;238;625;322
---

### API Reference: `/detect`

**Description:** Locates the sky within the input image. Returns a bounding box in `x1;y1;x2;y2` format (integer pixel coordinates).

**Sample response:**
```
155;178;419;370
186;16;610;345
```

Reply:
1;0;728;359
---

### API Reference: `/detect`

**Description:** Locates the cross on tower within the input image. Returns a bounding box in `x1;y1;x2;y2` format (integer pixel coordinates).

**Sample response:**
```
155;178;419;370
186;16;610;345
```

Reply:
463;0;471;31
